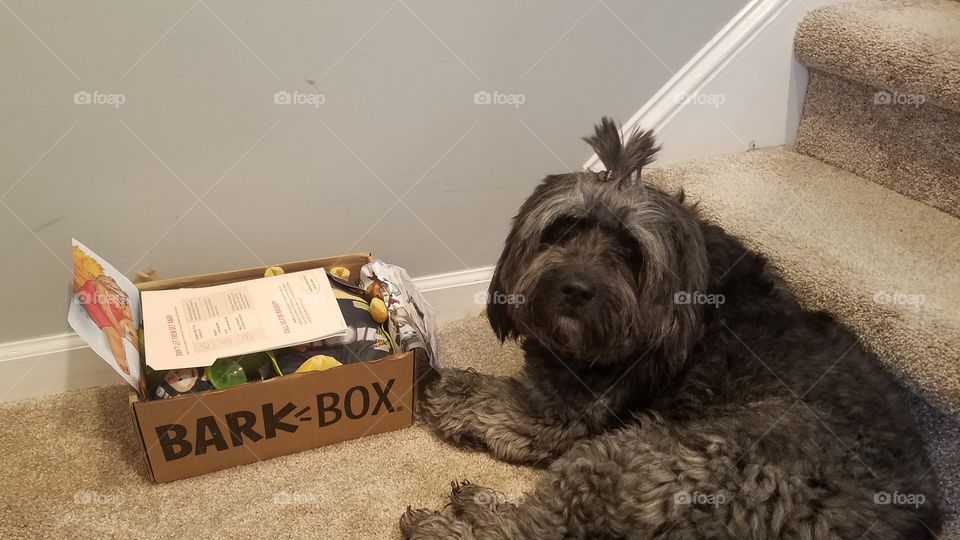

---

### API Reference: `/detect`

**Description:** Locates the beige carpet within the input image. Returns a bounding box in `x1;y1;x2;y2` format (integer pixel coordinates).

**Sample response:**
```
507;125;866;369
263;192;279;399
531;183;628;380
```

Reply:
794;69;960;219
794;0;960;113
0;318;539;539
793;0;960;220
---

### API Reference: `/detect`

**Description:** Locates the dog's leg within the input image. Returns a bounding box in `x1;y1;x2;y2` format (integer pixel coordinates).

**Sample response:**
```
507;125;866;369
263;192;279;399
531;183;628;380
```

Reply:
401;482;566;540
407;401;935;539
403;423;721;540
399;507;475;540
403;427;699;539
448;481;520;526
419;368;613;466
399;481;523;540
403;425;849;539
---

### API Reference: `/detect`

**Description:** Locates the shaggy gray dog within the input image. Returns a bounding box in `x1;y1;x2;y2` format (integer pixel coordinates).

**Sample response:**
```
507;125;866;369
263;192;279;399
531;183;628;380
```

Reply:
400;118;942;539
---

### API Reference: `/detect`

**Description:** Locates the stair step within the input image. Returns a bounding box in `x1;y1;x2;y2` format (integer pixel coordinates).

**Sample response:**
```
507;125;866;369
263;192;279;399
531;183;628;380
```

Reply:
794;69;960;219
794;0;960;113
646;148;960;421
909;392;960;530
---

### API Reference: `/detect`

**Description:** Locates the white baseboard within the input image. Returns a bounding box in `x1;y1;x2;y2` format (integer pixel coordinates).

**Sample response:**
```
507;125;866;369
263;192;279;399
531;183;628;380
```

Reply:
415;266;494;325
585;0;839;170
0;267;493;403
0;340;119;403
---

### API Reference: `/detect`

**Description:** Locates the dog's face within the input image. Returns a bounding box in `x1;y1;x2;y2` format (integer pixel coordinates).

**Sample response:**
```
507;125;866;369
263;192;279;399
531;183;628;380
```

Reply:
488;118;708;371
509;205;644;362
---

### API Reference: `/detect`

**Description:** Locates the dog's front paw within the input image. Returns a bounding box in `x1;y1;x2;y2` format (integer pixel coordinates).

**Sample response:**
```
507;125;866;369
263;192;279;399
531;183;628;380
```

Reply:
399;506;472;539
420;368;482;420
430;367;483;396
449;480;517;523
419;369;488;450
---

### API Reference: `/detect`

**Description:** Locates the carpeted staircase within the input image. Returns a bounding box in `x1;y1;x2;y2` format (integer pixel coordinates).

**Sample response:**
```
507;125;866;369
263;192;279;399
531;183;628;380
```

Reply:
793;0;960;219
649;0;960;532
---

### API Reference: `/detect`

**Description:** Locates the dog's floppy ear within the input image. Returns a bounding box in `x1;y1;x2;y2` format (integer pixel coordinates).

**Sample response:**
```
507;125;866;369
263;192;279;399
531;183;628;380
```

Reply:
486;260;515;342
583;117;660;184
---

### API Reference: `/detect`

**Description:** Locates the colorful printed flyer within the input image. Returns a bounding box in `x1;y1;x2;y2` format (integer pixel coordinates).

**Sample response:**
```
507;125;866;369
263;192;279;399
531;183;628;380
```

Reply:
67;239;142;389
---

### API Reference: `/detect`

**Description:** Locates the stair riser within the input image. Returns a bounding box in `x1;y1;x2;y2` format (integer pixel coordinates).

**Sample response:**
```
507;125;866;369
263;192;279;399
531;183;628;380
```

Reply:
794;70;960;219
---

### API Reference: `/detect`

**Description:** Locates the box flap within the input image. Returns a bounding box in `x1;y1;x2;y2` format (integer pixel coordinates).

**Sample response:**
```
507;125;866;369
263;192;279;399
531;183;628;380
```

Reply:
136;253;372;292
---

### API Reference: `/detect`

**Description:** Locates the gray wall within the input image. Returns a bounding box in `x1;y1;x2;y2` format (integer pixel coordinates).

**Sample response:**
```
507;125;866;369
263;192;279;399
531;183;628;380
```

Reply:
1;0;747;341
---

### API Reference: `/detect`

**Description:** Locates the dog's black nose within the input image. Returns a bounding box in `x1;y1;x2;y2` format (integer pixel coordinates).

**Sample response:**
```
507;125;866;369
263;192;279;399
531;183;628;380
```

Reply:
560;279;595;306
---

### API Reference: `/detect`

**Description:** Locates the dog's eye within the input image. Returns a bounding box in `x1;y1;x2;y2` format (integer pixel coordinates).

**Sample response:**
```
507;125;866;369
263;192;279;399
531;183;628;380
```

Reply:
616;235;643;270
539;218;581;246
625;241;643;268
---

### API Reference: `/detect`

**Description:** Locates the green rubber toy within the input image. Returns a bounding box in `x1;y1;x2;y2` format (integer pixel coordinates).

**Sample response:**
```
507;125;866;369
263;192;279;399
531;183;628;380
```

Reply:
207;352;272;390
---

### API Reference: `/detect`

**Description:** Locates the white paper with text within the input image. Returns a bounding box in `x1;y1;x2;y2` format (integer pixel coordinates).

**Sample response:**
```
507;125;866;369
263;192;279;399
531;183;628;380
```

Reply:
142;269;346;370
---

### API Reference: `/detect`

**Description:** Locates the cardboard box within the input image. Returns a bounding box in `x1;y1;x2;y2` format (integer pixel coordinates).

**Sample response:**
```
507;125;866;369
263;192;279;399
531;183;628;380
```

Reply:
129;253;418;483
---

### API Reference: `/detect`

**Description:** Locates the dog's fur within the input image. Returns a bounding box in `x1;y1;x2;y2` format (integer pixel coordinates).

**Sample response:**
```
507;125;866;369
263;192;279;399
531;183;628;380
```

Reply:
400;118;942;539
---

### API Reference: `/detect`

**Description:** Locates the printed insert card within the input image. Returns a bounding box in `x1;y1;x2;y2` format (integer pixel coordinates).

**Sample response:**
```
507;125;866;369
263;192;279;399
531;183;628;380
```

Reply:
141;268;347;370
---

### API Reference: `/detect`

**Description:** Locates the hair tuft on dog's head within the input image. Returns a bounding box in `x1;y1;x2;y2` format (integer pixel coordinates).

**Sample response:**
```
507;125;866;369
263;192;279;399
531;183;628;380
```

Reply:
582;116;660;184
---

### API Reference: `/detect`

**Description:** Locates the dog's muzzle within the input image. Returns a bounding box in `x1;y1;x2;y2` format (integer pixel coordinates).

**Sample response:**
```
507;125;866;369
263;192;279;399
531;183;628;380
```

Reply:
559;277;595;307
